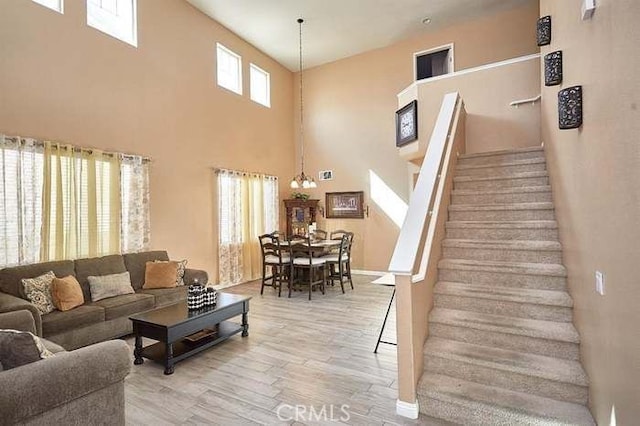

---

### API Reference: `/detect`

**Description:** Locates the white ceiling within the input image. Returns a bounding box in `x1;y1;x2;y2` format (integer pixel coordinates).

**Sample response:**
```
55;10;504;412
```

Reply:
187;0;535;71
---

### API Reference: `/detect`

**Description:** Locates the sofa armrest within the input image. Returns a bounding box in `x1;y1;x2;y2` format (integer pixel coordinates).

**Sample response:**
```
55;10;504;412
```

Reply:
0;339;131;424
0;291;42;336
0;310;37;334
184;268;209;285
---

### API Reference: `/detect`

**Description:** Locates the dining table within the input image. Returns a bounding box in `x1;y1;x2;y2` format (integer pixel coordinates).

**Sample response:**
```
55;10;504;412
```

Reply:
279;239;341;257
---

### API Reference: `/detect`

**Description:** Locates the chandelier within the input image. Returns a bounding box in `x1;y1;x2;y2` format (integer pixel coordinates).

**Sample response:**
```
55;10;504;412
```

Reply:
290;18;317;189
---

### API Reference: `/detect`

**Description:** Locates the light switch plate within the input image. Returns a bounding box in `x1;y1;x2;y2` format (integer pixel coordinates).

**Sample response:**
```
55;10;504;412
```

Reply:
595;270;605;295
582;0;596;20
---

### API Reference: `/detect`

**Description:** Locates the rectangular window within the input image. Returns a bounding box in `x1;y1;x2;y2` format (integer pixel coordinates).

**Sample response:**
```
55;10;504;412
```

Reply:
32;0;64;13
0;135;150;266
87;0;137;47
216;43;242;95
250;64;271;107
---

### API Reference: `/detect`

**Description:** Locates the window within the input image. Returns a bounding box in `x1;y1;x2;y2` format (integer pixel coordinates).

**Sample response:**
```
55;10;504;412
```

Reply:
217;170;278;285
32;0;64;13
250;64;271;107
0;135;150;266
414;44;454;81
216;43;242;95
87;0;137;47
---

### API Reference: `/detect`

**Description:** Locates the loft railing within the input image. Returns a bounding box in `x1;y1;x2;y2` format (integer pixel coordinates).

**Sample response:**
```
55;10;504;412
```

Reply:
390;92;466;418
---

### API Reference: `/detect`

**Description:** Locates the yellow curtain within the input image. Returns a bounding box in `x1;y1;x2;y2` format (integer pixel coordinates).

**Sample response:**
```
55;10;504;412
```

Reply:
241;174;265;282
41;142;121;261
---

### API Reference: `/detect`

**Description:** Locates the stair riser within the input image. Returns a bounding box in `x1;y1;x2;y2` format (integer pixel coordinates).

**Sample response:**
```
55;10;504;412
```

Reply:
446;227;559;241
429;323;580;360
424;356;588;405
452;191;552;205
434;294;573;322
449;209;555;221
455;177;549;191
438;268;566;291
443;247;562;264
456;163;546;177
459;151;544;166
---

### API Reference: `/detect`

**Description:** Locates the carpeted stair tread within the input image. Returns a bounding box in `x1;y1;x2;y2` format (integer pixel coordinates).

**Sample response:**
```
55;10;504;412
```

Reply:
442;239;561;252
452;185;551;195
459;146;544;159
434;282;573;307
446;220;558;229
438;258;567;277
423;338;588;387
456;157;546;171
454;171;548;183
429;308;580;343
418;373;595;425
449;202;553;212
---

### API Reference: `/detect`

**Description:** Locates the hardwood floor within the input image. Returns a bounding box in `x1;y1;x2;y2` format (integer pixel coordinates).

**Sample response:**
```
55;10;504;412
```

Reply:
124;275;447;425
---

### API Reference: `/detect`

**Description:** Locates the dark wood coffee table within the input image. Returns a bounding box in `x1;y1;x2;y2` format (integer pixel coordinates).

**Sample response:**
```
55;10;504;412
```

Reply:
129;292;250;375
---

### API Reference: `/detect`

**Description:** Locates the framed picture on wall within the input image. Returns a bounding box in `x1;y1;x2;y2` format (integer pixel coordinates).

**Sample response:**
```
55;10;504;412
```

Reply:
326;191;365;219
395;100;418;147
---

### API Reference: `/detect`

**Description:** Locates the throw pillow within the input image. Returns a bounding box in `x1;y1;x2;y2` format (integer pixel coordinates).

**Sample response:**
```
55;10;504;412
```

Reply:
88;272;135;302
21;271;57;315
143;261;179;289
0;329;54;370
154;259;188;286
51;276;84;311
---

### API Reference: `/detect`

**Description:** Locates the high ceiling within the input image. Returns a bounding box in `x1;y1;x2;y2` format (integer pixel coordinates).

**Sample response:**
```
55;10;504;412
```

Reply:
187;0;535;71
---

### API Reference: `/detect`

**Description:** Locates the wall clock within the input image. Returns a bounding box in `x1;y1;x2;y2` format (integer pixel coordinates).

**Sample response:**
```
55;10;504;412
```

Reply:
396;100;418;147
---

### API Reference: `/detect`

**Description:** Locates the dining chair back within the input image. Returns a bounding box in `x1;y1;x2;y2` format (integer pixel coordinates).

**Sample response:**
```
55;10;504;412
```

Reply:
329;230;354;290
258;232;290;297
323;234;352;293
288;235;326;300
311;229;328;240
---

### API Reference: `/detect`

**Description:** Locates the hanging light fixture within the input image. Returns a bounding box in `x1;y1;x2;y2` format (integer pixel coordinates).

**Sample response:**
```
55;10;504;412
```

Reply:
290;18;317;189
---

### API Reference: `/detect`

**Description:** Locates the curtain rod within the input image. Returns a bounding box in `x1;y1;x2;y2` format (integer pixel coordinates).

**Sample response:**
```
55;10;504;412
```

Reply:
212;167;278;180
1;135;152;163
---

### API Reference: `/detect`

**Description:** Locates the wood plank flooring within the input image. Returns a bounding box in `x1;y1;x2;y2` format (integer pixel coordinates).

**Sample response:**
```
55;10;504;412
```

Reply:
124;275;448;425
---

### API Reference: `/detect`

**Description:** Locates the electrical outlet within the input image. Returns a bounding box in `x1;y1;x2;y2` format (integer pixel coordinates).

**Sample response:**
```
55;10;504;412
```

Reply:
595;271;605;295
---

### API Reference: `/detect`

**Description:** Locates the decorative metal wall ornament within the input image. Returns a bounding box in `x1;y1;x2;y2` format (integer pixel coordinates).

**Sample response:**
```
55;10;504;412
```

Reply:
537;16;552;46
544;51;563;86
558;86;583;130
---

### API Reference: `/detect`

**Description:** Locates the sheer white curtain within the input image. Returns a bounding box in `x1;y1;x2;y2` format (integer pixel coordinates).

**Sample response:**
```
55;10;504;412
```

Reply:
0;136;44;266
217;169;279;285
120;155;151;253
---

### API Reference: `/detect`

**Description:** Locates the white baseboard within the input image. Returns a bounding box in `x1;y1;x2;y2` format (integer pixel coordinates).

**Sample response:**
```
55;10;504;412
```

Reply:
352;269;386;276
396;399;419;419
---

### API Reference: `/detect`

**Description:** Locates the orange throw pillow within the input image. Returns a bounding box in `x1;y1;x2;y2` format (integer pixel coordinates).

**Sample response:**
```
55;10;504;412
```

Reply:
143;261;179;289
51;276;84;312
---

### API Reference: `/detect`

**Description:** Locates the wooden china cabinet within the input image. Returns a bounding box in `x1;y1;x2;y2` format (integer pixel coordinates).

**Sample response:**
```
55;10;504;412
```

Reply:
283;199;319;238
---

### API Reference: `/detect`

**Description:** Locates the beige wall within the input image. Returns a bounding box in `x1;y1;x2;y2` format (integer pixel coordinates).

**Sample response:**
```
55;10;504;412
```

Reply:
399;55;541;162
539;1;640;424
294;1;540;271
0;0;294;279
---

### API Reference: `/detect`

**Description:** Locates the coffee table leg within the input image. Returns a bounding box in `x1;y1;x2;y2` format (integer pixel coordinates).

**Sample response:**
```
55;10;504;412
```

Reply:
164;342;175;375
242;311;249;337
134;331;144;365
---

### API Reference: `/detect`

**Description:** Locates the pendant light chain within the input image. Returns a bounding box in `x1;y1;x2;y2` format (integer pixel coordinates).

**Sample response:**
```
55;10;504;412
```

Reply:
298;18;305;176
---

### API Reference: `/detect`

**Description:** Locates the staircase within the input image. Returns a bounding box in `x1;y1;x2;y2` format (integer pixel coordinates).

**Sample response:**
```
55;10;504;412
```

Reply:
417;146;595;425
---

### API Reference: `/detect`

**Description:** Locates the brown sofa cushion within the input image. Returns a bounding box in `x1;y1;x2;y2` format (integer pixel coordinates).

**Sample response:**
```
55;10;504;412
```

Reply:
0;260;75;298
75;255;127;302
51;276;84;312
143;261;178;289
123;251;169;290
41;305;105;337
139;286;188;307
93;293;155;321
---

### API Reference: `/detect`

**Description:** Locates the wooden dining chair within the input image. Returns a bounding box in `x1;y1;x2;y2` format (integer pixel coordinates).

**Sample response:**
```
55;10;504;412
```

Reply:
288;235;326;300
329;230;354;290
311;228;327;240
322;234;350;293
258;232;290;297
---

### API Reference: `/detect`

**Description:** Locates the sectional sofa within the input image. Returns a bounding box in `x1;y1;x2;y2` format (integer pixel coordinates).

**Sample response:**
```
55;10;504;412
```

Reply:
0;250;208;350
